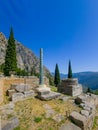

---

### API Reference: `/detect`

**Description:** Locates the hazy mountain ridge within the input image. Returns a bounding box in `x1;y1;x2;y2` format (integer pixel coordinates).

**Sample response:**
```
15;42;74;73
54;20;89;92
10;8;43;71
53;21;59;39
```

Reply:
0;32;50;75
52;72;98;90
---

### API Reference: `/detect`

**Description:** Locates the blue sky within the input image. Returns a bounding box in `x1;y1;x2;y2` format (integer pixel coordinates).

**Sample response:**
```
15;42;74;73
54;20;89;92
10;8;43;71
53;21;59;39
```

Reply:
0;0;98;74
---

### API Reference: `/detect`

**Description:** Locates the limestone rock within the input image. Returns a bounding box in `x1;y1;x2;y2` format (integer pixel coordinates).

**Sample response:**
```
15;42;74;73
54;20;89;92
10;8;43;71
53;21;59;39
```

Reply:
0;32;50;75
59;96;70;101
59;123;82;130
81;110;89;117
37;91;61;100
75;94;98;106
70;111;86;130
52;114;65;123
15;84;32;92
2;117;19;130
7;89;16;97
58;78;83;96
12;93;24;102
23;90;34;98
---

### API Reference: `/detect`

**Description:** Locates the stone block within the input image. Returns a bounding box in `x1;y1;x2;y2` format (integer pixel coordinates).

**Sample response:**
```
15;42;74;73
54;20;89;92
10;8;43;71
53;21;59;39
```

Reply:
58;78;83;96
38;90;50;96
35;84;51;92
2;117;19;130
11;83;32;92
12;93;24;102
52;114;65;122
37;91;61;100
75;96;86;104
59;123;82;130
2;123;13;130
10;117;19;129
59;96;70;101
24;90;34;98
81;110;89;117
70;111;86;130
15;84;32;92
7;89;16;97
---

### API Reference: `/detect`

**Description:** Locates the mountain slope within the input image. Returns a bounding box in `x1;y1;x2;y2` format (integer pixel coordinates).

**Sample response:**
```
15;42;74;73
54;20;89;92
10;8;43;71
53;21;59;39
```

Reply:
0;32;49;75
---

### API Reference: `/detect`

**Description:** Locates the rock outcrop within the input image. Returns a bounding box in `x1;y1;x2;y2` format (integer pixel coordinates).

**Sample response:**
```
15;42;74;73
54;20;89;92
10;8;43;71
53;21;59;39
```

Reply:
0;32;50;75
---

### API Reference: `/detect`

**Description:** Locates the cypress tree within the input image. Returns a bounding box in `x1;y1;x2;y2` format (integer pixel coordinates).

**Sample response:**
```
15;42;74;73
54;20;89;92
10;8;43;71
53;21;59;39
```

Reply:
68;60;72;78
4;27;17;76
54;63;60;87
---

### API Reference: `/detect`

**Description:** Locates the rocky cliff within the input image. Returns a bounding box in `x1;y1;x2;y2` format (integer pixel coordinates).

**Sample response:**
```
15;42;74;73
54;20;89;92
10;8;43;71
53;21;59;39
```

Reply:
0;32;50;75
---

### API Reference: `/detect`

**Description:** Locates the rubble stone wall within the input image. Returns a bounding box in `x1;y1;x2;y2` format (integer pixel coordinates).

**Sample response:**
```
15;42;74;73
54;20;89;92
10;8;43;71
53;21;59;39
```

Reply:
0;78;4;104
0;76;49;104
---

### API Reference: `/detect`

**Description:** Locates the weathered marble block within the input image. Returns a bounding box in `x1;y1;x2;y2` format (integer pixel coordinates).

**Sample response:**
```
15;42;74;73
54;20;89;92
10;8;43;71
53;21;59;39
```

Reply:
70;111;86;130
12;93;24;102
58;78;83;96
59;123;82;130
2;117;19;130
11;83;32;92
37;91;61;100
23;90;34;98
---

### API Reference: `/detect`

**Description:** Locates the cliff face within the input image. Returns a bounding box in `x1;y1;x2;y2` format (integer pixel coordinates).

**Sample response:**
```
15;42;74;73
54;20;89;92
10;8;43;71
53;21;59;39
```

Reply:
0;32;50;75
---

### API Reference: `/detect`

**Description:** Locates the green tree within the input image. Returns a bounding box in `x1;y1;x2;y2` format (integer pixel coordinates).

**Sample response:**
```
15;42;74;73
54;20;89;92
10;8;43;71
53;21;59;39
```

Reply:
0;63;5;72
54;64;60;87
68;60;72;78
4;27;17;76
87;87;92;93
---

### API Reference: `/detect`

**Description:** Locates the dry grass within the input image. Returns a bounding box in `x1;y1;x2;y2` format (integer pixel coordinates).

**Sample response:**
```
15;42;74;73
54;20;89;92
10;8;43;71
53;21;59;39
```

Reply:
14;97;81;130
92;105;98;130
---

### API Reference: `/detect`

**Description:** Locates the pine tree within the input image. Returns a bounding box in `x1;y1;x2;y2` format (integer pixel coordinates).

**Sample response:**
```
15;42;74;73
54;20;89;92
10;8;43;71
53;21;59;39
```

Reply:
4;27;17;76
68;60;72;78
87;87;91;93
54;64;60;87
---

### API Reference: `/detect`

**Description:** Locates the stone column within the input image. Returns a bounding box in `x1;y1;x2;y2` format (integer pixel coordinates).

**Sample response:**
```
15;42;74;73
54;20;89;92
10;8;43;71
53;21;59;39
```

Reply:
39;48;44;85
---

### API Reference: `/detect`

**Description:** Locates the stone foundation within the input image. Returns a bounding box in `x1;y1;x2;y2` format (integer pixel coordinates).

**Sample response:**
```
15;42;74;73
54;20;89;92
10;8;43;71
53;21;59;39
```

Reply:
0;76;49;104
58;78;83;96
36;84;61;100
0;78;4;104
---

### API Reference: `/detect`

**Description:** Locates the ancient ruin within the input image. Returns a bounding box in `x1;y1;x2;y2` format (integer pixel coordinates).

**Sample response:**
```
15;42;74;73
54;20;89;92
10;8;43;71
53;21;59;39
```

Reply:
36;48;61;100
58;78;83;96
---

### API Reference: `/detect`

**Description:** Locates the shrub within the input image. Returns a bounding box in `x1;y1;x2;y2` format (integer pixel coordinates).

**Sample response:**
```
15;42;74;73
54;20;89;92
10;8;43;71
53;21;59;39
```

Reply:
34;117;42;123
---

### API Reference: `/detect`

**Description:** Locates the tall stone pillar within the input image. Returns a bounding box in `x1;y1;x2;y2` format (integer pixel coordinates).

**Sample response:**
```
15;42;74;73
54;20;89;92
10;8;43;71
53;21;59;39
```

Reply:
35;48;61;100
35;48;50;92
39;48;44;85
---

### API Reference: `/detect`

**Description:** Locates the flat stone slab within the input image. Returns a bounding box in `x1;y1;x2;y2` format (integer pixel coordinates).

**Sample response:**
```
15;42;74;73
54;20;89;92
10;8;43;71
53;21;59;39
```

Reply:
46;109;56;118
37;91;61;100
43;104;52;109
59;96;70;101
2;117;19;130
52;114;65;122
59;123;82;130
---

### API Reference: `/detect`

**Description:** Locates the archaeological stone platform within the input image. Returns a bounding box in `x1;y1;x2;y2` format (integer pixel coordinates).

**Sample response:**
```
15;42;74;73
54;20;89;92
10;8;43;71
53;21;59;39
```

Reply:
58;78;83;96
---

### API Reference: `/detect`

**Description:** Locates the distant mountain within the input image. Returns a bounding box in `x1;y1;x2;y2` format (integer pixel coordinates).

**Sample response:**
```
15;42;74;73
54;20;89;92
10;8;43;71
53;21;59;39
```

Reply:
0;32;50;75
51;72;98;90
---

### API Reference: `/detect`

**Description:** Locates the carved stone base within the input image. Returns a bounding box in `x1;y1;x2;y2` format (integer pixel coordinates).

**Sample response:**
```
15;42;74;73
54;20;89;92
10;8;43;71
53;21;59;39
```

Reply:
58;78;83;96
35;84;51;92
35;84;61;100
